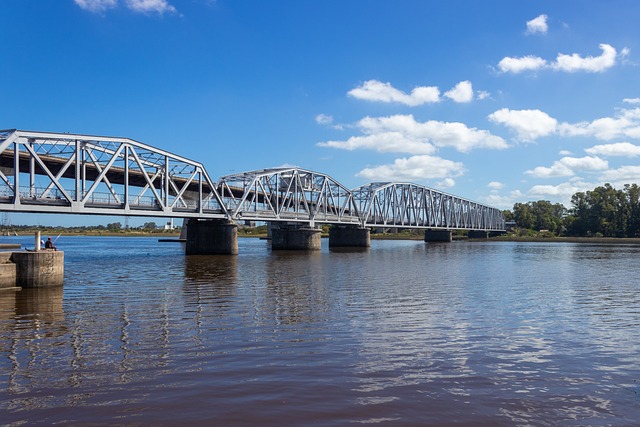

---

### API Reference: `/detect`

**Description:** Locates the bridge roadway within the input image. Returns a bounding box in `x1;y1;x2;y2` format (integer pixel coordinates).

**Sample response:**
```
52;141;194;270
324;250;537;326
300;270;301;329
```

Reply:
1;129;505;252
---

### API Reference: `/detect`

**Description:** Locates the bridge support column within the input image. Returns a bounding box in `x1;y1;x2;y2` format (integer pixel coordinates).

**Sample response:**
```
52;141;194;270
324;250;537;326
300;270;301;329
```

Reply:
179;218;188;240
329;226;370;248
271;224;322;250
424;229;452;243
10;251;65;288
468;230;490;239
186;219;238;255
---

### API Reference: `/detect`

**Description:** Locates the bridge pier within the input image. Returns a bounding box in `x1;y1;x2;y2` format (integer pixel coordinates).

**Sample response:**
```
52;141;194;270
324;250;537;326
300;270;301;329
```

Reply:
271;224;322;250
185;219;238;255
424;229;452;243
468;230;490;239
9;251;65;288
329;226;370;248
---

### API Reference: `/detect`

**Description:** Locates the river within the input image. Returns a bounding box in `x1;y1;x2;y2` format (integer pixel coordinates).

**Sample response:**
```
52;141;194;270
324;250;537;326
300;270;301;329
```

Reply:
1;236;640;425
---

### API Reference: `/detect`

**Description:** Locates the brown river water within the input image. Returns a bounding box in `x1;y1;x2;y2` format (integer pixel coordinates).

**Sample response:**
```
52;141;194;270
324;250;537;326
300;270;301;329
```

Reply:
1;236;640;426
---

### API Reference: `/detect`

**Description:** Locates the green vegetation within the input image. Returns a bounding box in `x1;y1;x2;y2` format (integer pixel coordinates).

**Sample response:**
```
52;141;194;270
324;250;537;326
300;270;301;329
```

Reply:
505;183;640;238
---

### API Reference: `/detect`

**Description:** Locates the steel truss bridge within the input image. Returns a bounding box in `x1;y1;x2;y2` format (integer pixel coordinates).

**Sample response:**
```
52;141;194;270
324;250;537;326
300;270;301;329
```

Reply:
0;129;505;231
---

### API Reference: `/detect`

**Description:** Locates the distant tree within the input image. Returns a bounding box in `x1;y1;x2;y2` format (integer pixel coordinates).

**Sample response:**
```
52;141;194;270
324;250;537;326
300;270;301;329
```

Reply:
501;210;514;222
143;221;158;230
566;183;640;237
625;184;640;237
512;201;566;234
513;202;535;230
106;222;122;232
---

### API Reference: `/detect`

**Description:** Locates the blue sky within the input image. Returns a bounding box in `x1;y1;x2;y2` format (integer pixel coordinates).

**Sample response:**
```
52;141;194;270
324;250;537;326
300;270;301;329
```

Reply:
2;0;640;226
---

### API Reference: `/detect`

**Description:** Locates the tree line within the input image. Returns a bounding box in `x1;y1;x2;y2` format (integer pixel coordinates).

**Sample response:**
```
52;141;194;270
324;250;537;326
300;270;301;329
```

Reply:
504;183;640;238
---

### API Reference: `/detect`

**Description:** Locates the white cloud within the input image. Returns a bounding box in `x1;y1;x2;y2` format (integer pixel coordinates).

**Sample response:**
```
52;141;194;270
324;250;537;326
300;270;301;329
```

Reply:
559;150;572;156
74;0;117;12
125;0;176;13
315;114;333;125
487;181;504;190
526;14;548;35
318;114;508;154
527;181;594;205
498;55;547;73
624;98;640;104
356;155;465;182
75;0;176;13
319;132;436;155
559;108;640;140
552;43;617;73
585;142;640;157
444;81;473;103
476;90;491;100
348;80;440;106
488;108;558;141
599;166;640;183
525;156;608;178
484;189;524;210
349;79;485;105
490;107;640;143
437;178;456;188
498;43;623;74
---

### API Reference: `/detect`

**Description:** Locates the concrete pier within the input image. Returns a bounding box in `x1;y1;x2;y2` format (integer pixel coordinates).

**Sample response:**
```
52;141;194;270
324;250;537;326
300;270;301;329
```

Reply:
424;229;453;242
468;230;490;239
10;251;65;288
271;225;322;250
329;226;370;248
185;219;238;255
0;252;17;289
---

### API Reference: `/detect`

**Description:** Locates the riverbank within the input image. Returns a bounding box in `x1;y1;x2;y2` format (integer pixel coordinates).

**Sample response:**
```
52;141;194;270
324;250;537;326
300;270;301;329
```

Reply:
487;235;640;244
5;230;640;245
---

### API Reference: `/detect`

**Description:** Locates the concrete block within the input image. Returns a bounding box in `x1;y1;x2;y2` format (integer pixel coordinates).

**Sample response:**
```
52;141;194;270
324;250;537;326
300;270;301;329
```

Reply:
10;251;64;288
271;227;322;250
186;219;238;255
424;229;452;242
0;262;17;288
329;226;370;248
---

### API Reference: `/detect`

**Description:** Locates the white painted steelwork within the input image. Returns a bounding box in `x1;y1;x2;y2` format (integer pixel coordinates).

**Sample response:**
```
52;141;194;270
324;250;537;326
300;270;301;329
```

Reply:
0;129;227;218
352;182;505;230
218;167;360;226
0;129;505;231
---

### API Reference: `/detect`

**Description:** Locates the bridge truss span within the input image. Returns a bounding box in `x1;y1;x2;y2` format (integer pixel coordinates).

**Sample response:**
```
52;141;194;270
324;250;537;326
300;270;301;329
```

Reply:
352;182;505;231
1;129;505;232
218;167;361;226
0;129;228;219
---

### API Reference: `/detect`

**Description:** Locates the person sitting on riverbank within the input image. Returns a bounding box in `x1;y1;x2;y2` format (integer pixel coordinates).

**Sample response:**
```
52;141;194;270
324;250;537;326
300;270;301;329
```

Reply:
45;237;57;251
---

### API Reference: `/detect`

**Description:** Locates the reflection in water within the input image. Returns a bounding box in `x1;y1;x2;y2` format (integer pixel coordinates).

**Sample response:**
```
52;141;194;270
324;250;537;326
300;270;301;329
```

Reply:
184;254;238;285
0;290;17;322
15;286;65;323
2;238;640;425
264;250;327;326
183;255;238;341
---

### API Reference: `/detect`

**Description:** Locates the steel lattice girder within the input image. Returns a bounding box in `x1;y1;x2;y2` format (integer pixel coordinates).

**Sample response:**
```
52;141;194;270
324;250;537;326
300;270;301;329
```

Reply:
0;129;228;218
352;182;505;230
218;167;360;225
1;129;505;230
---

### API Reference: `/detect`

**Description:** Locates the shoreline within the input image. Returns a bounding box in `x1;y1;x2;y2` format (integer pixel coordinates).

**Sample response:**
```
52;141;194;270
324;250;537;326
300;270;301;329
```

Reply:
4;232;640;245
486;236;640;244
